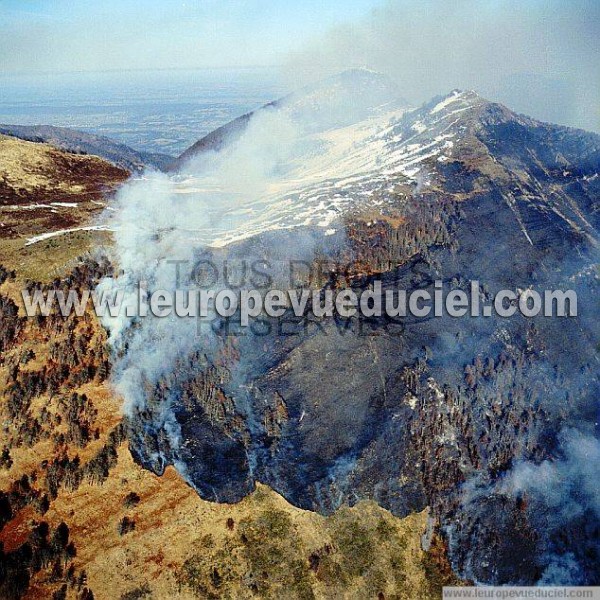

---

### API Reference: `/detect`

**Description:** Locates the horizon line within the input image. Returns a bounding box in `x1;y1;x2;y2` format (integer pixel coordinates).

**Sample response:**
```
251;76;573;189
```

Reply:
0;65;284;78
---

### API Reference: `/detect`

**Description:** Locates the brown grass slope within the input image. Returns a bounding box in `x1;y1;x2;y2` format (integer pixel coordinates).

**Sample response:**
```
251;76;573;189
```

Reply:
0;254;458;600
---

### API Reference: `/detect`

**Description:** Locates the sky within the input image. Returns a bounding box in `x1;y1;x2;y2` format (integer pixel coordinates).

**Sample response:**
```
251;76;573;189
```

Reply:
0;0;380;72
0;0;598;131
281;0;600;132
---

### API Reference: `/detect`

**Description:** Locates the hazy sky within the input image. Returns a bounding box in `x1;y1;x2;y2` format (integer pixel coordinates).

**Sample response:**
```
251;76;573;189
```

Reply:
0;0;598;131
0;0;380;72
282;0;600;132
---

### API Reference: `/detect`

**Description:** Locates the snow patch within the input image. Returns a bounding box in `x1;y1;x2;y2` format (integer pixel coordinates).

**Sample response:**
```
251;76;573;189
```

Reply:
431;90;464;114
25;225;113;246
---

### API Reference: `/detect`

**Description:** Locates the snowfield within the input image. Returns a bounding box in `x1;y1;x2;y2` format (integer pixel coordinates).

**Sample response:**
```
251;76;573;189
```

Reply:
162;89;483;248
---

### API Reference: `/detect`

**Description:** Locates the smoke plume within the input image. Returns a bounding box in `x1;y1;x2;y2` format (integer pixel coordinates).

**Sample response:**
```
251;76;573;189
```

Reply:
283;0;600;133
502;428;600;584
97;75;398;478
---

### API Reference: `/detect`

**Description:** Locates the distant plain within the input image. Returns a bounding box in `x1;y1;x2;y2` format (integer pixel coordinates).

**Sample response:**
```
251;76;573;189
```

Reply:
0;68;283;157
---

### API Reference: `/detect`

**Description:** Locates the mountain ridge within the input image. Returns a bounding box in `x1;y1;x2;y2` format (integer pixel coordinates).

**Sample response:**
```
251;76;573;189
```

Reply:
1;71;598;590
170;68;408;170
158;84;600;249
0;124;173;172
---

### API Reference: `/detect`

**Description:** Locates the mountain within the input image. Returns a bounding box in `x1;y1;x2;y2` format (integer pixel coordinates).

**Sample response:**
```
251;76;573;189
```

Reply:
171;68;408;170
127;84;600;585
1;72;599;597
166;86;599;248
0;124;173;172
0;76;460;600
0;133;128;260
0;272;452;599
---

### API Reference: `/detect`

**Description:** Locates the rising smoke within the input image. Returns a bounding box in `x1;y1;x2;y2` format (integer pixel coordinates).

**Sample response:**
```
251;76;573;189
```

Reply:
503;429;600;584
95;24;599;583
97;76;397;478
283;0;600;133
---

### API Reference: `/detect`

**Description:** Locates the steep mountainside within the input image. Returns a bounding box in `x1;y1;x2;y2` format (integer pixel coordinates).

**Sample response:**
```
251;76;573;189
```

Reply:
0;80;460;599
1;71;598;594
128;85;600;585
171;68;407;171
164;86;599;248
0;257;456;600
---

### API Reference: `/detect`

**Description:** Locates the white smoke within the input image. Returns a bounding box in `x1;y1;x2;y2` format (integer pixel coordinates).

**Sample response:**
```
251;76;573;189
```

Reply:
96;110;305;478
98;72;401;475
99;108;303;418
501;428;600;584
452;428;600;585
503;429;600;524
284;0;600;133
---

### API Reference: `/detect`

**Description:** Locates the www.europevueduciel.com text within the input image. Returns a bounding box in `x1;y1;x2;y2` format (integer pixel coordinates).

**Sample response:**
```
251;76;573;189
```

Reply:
21;280;577;324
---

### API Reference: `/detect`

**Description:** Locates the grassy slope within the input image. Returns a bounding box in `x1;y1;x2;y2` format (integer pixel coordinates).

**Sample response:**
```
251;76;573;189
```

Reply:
0;259;458;600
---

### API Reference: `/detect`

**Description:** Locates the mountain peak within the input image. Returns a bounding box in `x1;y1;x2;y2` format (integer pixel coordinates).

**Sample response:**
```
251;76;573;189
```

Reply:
321;67;395;84
425;89;486;114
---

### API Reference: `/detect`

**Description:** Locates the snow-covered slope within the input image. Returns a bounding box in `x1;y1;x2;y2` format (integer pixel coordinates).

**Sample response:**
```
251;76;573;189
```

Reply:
172;68;407;168
114;76;600;255
163;88;484;247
